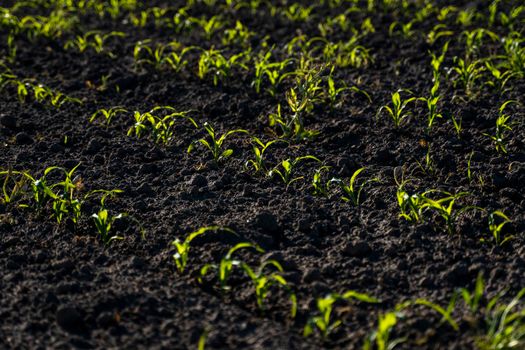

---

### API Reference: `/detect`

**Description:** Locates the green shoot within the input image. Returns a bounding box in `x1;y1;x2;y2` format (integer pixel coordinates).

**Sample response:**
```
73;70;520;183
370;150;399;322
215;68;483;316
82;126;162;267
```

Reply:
304;291;379;339
188;123;248;163
199;242;264;291
483;101;516;154
90;107;128;125
331;167;379;206
311;166;332;197
482;211;512;246
269;155;321;187
127;107;197;145
241;259;297;318
172;226;235;274
420;191;475;234
244;137;283;174
64;31;125;58
378;90;416;128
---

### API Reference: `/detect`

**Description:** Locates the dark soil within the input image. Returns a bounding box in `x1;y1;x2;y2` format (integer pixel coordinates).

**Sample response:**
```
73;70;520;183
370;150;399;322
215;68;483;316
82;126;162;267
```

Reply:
1;1;524;349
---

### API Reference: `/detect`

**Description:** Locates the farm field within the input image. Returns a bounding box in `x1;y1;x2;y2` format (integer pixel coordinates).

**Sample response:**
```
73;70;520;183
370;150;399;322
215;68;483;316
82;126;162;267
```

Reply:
0;0;524;349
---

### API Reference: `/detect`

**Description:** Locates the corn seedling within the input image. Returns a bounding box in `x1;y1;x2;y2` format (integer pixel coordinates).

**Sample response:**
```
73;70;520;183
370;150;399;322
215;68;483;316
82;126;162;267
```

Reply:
459;272;485;315
476;288;525;350
331;167;378;206
311;166;332;197
481;211;512;246
427;24;453;45
378;90;416;128
133;40;195;73
397;187;426;222
414;143;436;176
244;137;282;174
363;311;406;350
127;107;197;145
222;21;253;48
172;226;236;274
325;66;371;108
189;15;225;40
188;122;248;163
418;80;443;132
450;114;463;138
129;6;170;28
0;170;27;205
64;31;125;58
461;29;499;62
304;291;379;339
450;57;484;96
199;242;264;291
252;50;295;95
502;34;525;76
389;20;416;39
420;191;476;234
484;61;519;94
456;273;523;345
483;101;516;154
430;42;449;81
198;48;249;86
90;106;128;125
91;208;125;244
281;3;314;22
269;155;321;187
241;259;297;318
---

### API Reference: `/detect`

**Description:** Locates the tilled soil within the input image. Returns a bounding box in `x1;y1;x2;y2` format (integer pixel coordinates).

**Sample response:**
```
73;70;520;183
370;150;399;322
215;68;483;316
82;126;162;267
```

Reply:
1;1;524;349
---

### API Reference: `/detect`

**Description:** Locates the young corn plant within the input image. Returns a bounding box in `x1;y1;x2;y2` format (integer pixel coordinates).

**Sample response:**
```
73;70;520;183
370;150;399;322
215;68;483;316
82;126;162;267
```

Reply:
0;170;27;205
420;191;477;234
450;57;484;96
304;291;379;340
481;211;512;246
377;90;416;128
455;273;524;346
484;61;519;94
188;123;248;164
363;311;406;350
331;167;379;206
133;40;195;73
501;34;525;76
244;137;283;174
91;207;125;244
198;242;264;291
396;187;426;223
90;106;128;126
127;107;197;145
241;259;297;318
269;155;321;187
325;66;371;108
311;166;332;197
418;79;443;133
483;101;516;154
222;20;253;48
476;288;525;350
189;15;225;40
430;42;449;81
198;48;249;86
14;165;79;222
252;51;295;96
172;226;236;274
64;31;125;58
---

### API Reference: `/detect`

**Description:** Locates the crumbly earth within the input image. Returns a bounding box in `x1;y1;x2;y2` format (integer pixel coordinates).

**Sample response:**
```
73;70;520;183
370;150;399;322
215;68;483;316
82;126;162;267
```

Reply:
0;1;524;349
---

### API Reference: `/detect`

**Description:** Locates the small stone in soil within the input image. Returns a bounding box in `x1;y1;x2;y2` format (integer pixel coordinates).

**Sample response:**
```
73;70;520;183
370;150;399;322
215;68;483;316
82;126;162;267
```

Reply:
56;306;84;332
15;132;33;145
0;114;17;129
188;174;208;187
